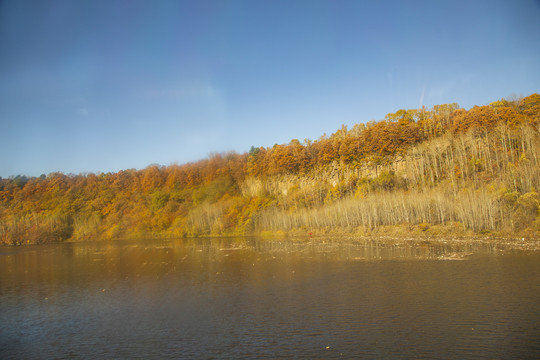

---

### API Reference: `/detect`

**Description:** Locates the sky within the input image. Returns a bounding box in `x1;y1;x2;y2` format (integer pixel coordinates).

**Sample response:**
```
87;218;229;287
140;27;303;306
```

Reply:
1;0;539;177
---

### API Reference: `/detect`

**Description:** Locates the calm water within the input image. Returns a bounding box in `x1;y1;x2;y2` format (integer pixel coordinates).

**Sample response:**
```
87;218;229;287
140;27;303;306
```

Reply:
1;238;540;359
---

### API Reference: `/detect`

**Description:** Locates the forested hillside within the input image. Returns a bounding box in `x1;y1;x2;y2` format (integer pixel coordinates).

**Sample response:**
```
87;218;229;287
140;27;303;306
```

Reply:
1;94;539;245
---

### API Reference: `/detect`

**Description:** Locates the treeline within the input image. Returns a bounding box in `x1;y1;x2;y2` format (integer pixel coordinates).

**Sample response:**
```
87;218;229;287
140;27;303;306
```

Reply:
1;94;539;244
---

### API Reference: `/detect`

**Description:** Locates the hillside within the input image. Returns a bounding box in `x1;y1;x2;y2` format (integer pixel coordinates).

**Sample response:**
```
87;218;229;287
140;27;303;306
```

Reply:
1;94;539;245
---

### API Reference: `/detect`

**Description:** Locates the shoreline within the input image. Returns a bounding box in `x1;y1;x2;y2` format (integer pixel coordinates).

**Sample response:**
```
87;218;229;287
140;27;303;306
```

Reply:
67;232;540;251
3;228;539;251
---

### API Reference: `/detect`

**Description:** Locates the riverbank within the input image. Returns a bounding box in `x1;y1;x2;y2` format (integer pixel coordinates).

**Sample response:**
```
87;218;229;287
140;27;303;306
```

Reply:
2;95;540;248
50;224;537;252
257;232;540;251
3;221;538;250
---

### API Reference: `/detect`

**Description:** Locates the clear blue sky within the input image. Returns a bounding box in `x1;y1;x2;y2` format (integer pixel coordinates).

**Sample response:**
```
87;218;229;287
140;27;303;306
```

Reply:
1;0;539;177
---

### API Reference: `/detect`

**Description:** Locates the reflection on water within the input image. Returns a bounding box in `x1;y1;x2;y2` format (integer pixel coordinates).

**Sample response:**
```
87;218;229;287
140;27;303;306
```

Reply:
1;237;540;359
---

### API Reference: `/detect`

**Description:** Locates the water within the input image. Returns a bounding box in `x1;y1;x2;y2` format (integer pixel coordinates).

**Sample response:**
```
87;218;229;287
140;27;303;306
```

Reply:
1;238;540;359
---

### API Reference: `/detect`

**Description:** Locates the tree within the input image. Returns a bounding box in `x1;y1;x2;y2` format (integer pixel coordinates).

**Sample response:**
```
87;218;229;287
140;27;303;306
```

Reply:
385;109;415;126
519;93;540;122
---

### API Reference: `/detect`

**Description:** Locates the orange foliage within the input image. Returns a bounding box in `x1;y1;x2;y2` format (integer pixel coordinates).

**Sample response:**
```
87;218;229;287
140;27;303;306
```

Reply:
1;93;538;243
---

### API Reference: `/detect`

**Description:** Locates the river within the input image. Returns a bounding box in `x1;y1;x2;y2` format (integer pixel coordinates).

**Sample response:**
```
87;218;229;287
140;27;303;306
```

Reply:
1;237;540;359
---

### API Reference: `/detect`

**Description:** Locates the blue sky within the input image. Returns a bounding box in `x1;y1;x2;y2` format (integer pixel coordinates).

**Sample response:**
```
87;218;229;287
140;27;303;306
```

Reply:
1;0;539;177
